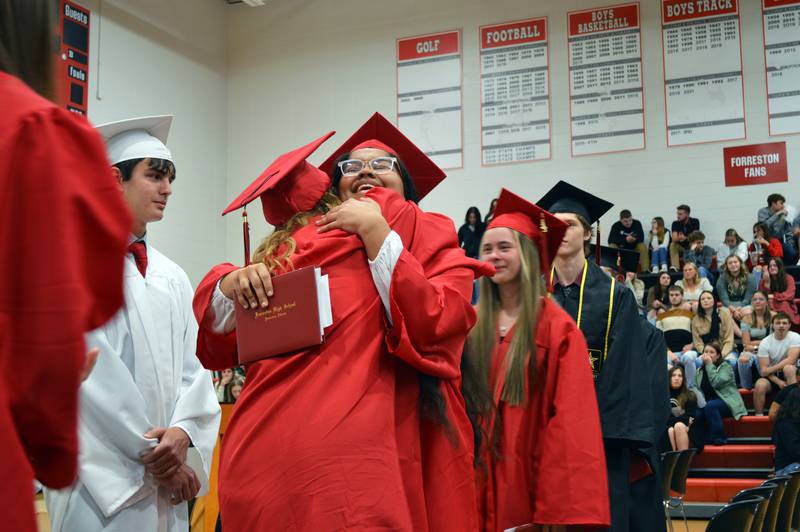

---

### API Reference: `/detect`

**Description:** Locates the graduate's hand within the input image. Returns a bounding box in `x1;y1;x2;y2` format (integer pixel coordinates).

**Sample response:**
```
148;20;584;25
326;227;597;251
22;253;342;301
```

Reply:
220;262;273;309
142;427;190;480
159;464;200;505
80;347;100;381
316;198;391;260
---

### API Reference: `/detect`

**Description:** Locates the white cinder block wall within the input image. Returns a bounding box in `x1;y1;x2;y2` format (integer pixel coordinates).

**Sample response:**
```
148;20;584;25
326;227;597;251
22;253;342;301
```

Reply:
80;0;798;283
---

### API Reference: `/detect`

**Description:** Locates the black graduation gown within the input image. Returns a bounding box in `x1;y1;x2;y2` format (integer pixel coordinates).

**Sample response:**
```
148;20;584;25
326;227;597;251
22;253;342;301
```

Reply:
552;260;660;532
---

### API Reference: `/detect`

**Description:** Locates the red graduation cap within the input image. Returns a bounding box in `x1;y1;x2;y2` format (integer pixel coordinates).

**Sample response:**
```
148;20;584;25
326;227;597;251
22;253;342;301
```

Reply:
318;112;446;200
487;188;568;285
222;131;335;264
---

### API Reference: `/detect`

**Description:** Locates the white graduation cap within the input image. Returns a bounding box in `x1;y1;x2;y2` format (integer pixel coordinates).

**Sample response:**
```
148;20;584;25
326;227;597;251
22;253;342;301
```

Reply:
96;115;174;165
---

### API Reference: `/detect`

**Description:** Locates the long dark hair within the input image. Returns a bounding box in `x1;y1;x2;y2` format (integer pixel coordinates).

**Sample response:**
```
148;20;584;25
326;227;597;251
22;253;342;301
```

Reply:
331;151;452;431
0;0;55;99
669;365;695;411
331;152;419;203
769;258;789;293
777;386;800;423
464;206;483;227
704;341;725;367
653;271;672;303
696;290;721;345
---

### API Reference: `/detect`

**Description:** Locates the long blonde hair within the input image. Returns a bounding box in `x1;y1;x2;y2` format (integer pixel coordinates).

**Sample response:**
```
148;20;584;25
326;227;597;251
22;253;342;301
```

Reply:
251;191;341;272
465;231;543;407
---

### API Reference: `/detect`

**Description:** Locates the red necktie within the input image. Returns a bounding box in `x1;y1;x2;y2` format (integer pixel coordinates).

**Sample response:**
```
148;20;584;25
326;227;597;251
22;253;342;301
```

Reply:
128;241;148;277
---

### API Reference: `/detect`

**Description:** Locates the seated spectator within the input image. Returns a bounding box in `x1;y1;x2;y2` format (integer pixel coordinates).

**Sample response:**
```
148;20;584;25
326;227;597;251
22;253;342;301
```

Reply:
760;257;800;326
230;376;244;401
739;291;773;390
758;193;796;264
457;206;485;259
608;209;649;271
753;312;800;415
667;365;698;451
692;290;739;371
624;271;645;315
683;230;715;282
658;286;703;403
772;387;800;476
484;198;497;223
749;221;783;284
717;228;749;265
215;368;237;403
647;271;673;321
716;254;757;323
692;341;747;447
768;374;797;422
649;216;671;273
676;262;713;312
669;204;700;271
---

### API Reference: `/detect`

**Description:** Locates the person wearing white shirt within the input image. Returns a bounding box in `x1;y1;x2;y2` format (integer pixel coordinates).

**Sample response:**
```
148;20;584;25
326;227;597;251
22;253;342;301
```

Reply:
717;228;749;265
45;116;220;532
753;313;800;415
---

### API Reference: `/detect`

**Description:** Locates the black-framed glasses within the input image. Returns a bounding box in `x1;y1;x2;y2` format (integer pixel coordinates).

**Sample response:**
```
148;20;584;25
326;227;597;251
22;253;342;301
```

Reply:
337;157;397;177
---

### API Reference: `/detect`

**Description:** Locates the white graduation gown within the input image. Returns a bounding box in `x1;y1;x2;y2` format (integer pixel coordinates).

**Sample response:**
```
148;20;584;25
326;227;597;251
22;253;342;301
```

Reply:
45;245;221;532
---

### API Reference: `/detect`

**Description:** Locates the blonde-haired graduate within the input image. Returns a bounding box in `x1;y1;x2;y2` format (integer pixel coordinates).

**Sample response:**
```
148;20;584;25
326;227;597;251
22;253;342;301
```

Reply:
462;188;610;532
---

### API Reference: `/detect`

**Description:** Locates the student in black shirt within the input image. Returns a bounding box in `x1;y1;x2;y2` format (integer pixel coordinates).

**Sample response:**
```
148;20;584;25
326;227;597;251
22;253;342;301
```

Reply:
669;204;701;271
608;209;648;272
772;386;800;476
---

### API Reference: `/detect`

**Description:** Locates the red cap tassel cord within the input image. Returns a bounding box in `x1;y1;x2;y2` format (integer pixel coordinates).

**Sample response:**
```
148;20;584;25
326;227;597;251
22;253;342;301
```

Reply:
242;207;251;266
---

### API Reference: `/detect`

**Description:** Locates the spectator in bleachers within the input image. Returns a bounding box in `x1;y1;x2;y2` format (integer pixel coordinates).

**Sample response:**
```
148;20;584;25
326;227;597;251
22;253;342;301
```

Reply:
669;204;700;271
624;271;646;315
692;290;738;372
716;254;757;324
649;217;671;273
717;228;749;265
749;221;783;285
692;341;747;447
608;209;649;272
772;386;800;476
484;198;497;224
753;312;800;415
738;291;773;390
230;376;244;401
647;271;673;321
667;365;698;451
683;230;715;282
758;193;796;264
768;375;797;422
659;286;703;405
677;262;713;312
760;257;800;326
215;368;237;403
457;206;485;260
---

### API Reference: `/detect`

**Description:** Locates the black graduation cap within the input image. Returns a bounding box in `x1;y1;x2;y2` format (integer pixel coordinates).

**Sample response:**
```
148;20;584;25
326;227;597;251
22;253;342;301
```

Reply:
589;245;640;274
536;180;614;225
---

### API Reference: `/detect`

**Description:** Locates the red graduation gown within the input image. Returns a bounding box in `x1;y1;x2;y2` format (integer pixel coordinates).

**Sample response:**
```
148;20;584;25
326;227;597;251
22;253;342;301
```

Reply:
0;72;131;531
479;298;610;532
193;187;492;531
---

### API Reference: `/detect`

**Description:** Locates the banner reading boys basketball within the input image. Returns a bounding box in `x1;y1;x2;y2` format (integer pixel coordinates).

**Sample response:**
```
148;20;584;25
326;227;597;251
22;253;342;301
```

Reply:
479;18;551;165
397;31;463;169
762;0;800;136
661;0;746;147
567;3;646;157
723;142;788;187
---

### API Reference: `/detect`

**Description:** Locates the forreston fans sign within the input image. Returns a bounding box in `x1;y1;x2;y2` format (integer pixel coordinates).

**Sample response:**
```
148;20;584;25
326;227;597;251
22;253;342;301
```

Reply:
723;142;788;186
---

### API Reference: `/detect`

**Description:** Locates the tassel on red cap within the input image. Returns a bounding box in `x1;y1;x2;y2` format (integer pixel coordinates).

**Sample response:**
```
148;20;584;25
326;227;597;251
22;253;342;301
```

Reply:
243;208;251;266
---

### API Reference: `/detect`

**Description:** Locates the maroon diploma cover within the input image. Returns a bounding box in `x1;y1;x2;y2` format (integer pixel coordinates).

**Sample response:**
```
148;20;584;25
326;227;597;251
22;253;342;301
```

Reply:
235;266;322;363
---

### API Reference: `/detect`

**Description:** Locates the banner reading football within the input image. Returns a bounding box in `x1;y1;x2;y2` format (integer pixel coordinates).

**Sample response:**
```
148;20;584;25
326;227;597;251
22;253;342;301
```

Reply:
479;18;550;165
397;31;463;169
762;0;800;135
567;3;645;157
661;0;746;146
723;142;788;187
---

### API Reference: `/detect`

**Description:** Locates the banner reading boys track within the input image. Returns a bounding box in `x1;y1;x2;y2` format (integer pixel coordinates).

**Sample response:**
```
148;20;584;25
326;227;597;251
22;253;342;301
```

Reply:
567;3;645;157
762;0;800;136
58;0;90;116
397;31;463;169
661;0;746;147
479;18;550;165
723;142;788;187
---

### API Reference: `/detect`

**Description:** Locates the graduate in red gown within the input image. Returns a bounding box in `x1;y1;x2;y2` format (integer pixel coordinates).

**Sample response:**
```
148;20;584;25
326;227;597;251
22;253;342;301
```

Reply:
0;2;131;530
193;121;492;531
462;189;610;532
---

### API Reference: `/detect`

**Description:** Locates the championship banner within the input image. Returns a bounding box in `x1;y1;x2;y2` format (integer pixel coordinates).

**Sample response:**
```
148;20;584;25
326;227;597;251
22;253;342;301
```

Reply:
479;18;551;165
396;30;463;169
567;3;646;157
762;0;800;135
661;0;746;147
